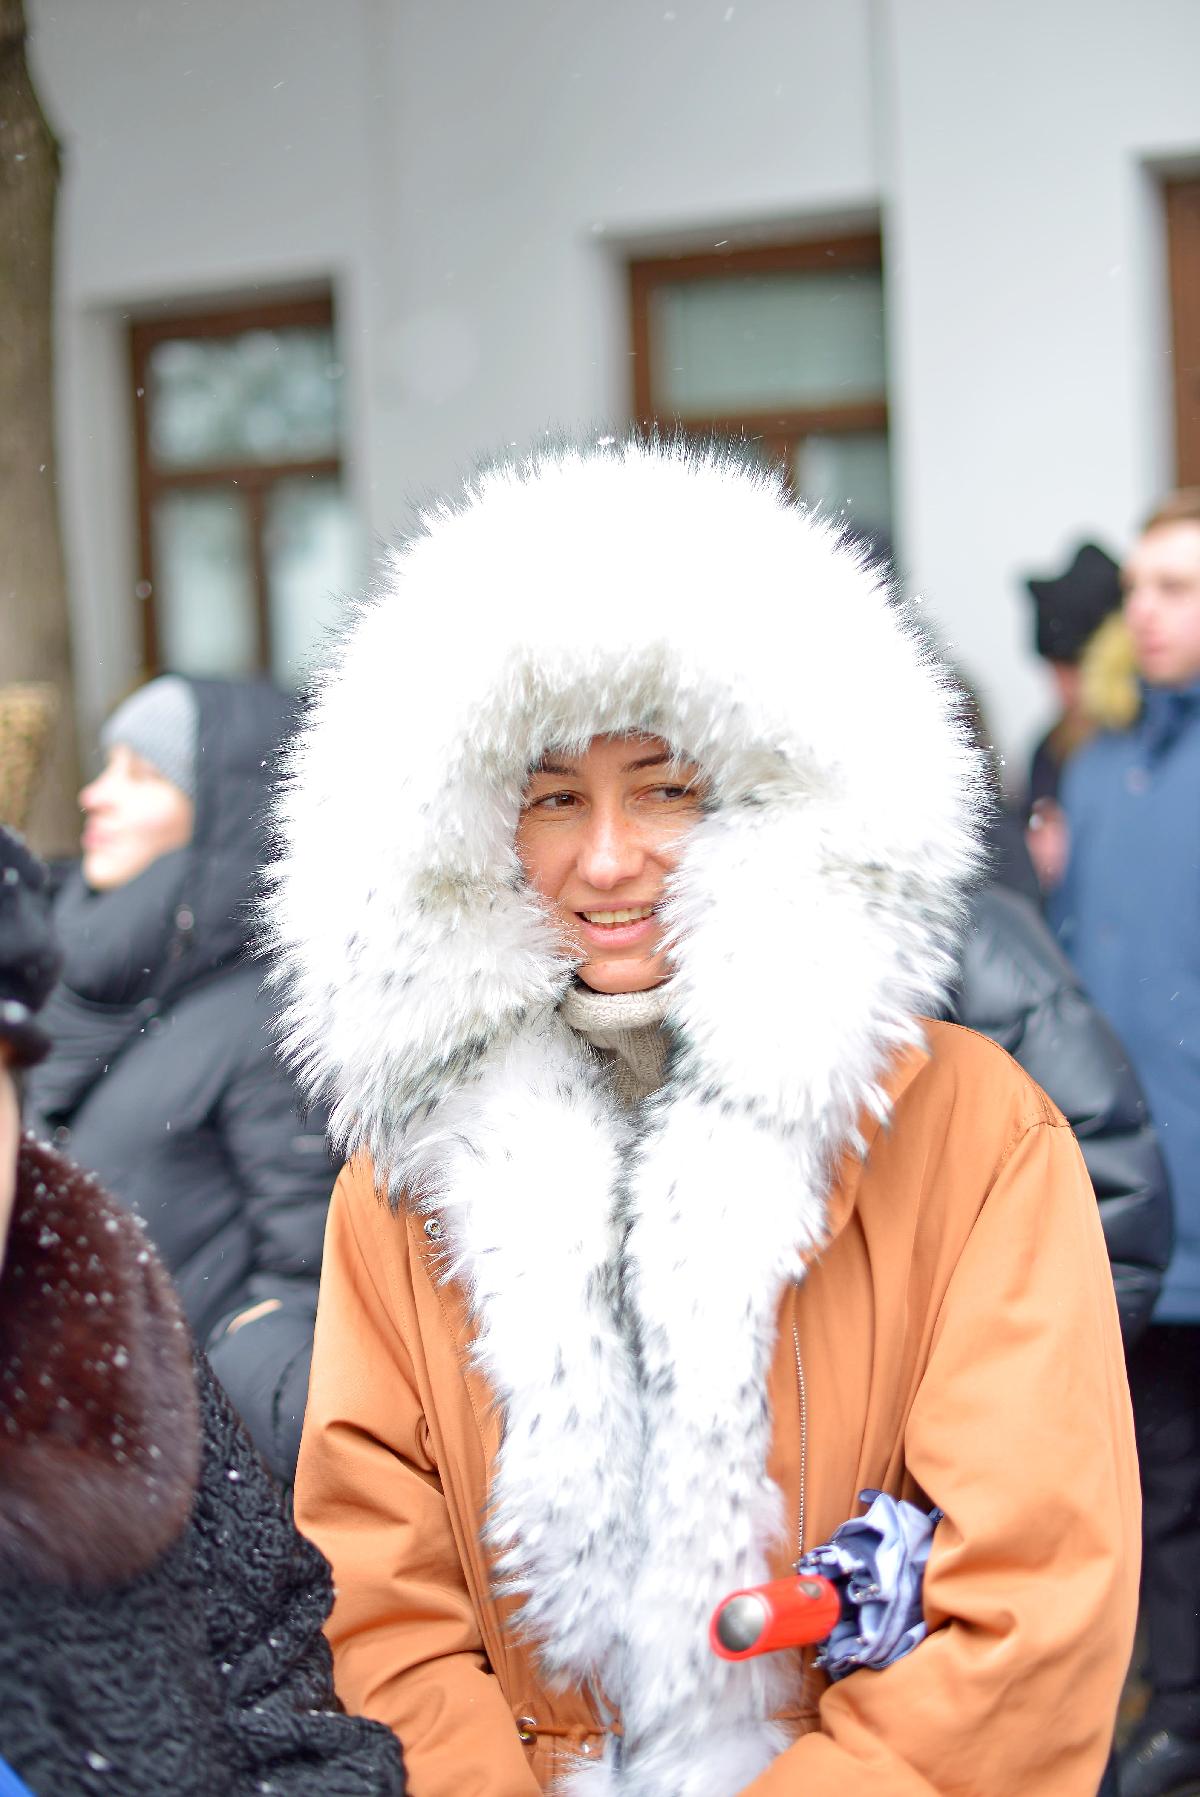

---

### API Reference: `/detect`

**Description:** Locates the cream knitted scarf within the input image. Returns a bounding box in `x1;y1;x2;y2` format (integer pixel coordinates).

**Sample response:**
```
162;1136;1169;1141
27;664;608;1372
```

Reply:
559;980;671;1107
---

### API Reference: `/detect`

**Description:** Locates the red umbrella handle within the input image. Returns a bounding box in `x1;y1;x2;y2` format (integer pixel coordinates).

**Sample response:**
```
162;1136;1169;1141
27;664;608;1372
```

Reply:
709;1573;842;1661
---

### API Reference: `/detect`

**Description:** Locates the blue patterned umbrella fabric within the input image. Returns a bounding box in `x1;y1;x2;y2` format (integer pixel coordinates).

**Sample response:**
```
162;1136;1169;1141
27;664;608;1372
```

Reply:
799;1489;942;1681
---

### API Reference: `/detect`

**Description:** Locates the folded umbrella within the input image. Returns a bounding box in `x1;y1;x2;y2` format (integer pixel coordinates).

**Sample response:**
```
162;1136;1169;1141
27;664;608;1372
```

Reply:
710;1489;941;1679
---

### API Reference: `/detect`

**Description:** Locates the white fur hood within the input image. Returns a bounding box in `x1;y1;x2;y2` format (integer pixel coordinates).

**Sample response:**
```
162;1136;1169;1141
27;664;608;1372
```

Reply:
268;438;984;1797
268;437;982;1177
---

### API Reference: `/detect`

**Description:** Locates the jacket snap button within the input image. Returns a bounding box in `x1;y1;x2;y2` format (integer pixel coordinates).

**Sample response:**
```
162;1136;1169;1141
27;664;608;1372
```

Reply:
423;1217;442;1241
516;1716;536;1742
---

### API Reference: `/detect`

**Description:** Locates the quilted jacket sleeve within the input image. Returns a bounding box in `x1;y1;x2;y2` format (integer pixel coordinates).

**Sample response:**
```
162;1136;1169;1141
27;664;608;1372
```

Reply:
205;987;338;1482
207;1295;316;1486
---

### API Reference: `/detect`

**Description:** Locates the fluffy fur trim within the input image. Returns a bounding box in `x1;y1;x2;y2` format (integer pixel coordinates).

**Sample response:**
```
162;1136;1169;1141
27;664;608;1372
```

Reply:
0;1137;200;1589
267;437;982;1170
267;437;985;1794
396;1027;819;1795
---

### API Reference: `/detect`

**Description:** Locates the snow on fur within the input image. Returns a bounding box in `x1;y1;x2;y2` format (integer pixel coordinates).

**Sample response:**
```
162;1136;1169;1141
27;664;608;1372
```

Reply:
266;436;984;1796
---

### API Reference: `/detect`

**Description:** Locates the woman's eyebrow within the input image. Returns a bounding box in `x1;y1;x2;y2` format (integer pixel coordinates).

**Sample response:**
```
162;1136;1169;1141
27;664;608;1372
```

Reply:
531;752;686;777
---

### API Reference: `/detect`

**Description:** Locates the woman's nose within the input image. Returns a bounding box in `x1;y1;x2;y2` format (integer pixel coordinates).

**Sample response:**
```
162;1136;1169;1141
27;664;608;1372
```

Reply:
576;808;645;889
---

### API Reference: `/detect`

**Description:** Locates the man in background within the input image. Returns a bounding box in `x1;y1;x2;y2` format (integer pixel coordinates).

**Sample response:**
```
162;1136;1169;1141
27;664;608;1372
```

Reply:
1053;490;1200;1797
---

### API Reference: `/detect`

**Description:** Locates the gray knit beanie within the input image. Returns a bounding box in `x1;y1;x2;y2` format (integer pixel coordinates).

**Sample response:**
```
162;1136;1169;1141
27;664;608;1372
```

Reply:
100;676;199;800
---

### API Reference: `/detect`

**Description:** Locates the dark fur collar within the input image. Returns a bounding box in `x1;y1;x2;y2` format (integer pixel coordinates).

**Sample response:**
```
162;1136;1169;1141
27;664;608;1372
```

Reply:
0;1136;200;1588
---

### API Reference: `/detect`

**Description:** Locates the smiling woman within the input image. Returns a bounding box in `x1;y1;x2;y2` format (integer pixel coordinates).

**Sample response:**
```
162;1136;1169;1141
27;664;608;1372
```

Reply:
274;436;1139;1797
514;735;706;994
80;743;195;891
23;675;339;1485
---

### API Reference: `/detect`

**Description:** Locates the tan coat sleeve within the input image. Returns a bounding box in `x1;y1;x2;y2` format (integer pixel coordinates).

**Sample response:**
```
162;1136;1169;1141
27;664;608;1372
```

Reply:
748;1117;1140;1797
294;1169;540;1797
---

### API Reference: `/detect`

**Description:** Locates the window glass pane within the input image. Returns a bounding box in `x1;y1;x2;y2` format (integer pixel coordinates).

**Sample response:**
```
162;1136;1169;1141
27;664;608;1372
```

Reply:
151;489;258;676
793;432;893;536
650;270;886;415
147;327;342;469
265;477;358;687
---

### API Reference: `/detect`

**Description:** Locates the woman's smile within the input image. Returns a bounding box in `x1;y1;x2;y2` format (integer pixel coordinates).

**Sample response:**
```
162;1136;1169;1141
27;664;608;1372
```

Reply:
574;904;660;950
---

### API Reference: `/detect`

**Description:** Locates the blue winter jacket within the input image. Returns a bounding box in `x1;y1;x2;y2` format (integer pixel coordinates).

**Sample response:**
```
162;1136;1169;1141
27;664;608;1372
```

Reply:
1052;682;1200;1321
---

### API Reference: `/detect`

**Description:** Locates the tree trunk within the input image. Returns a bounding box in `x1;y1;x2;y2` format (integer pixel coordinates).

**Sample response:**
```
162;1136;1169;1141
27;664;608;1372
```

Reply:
0;0;81;854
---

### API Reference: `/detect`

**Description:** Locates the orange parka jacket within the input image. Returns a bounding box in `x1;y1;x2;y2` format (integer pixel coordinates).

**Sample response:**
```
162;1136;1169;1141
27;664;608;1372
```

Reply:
271;442;1140;1797
296;1023;1138;1797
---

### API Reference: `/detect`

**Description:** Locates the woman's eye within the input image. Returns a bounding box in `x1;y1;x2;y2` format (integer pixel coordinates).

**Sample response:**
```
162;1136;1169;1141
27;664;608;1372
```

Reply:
529;790;579;811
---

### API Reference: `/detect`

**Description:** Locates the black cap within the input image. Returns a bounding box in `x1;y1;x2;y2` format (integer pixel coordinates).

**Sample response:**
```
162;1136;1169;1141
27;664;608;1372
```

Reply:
0;826;62;1068
1026;541;1122;664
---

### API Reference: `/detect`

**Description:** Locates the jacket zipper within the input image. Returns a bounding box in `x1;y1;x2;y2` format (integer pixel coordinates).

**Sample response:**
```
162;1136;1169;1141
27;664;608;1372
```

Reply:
792;1320;808;1561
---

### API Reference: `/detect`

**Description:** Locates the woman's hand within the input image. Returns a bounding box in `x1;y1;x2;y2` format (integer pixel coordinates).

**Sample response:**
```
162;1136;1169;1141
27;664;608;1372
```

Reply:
1026;798;1070;891
225;1297;283;1335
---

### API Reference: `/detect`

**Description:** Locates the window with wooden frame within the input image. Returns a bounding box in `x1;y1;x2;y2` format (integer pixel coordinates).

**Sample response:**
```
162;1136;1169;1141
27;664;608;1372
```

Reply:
629;234;891;535
130;292;356;687
1165;178;1200;488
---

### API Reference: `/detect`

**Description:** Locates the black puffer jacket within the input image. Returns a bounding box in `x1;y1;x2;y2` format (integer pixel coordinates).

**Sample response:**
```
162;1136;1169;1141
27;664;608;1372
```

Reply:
950;882;1173;1343
0;1137;404;1797
24;680;334;1481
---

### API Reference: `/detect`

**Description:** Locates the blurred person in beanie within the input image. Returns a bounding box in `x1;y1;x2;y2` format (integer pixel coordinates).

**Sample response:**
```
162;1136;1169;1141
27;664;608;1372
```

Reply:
1027;540;1124;803
23;676;337;1485
275;439;1137;1797
1023;540;1122;891
1052;490;1200;1797
0;825;405;1797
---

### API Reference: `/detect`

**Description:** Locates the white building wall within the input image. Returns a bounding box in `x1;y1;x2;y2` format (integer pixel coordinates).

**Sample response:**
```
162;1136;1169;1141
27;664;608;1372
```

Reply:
28;0;383;740
27;0;1200;776
371;0;879;516
882;0;1200;768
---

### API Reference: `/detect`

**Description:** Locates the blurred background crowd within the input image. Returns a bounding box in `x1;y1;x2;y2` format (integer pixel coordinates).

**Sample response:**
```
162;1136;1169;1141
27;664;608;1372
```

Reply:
2;3;1199;1794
